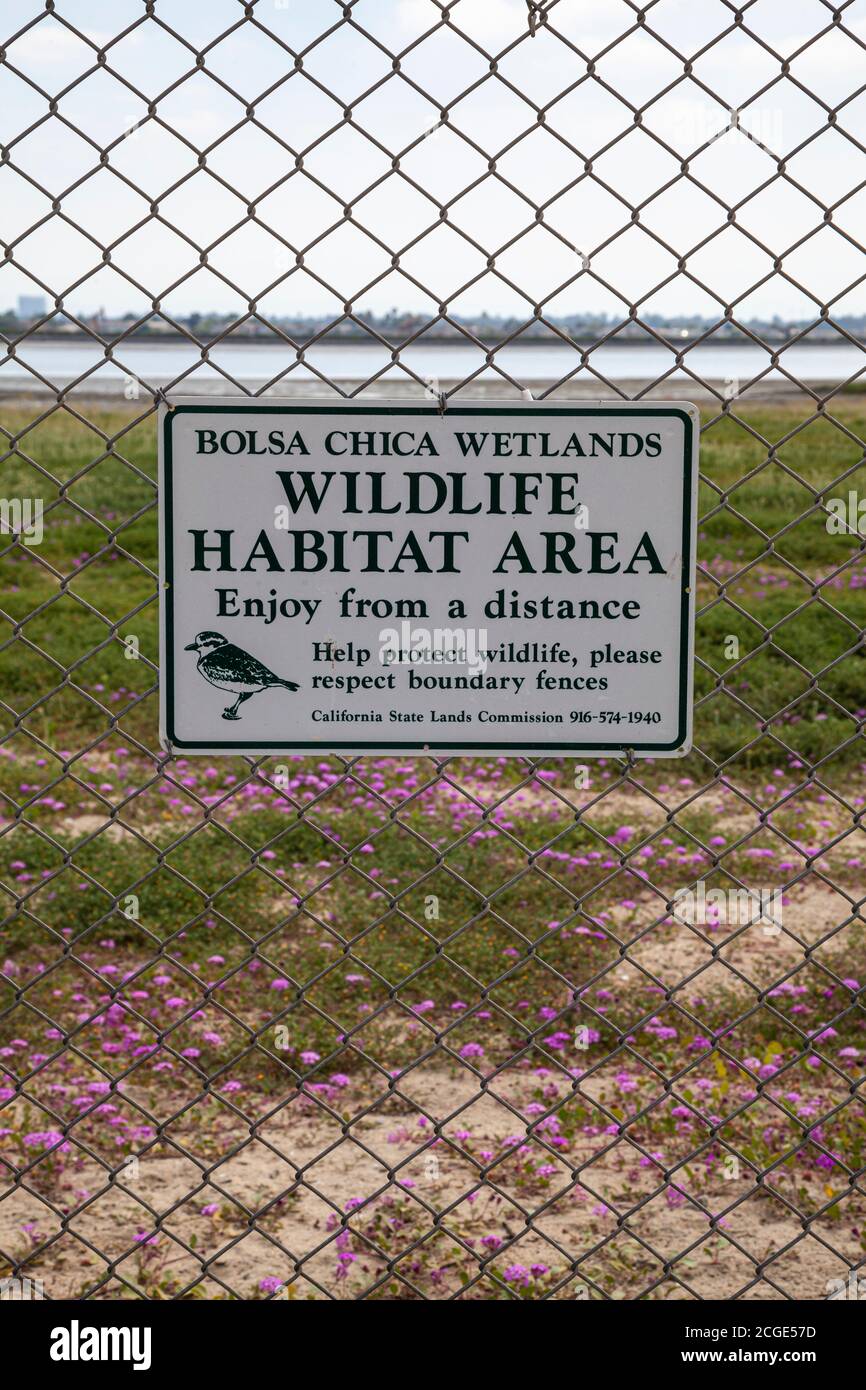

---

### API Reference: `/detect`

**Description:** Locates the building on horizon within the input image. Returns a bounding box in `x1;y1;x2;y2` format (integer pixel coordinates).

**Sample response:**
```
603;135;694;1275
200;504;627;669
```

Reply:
17;294;47;319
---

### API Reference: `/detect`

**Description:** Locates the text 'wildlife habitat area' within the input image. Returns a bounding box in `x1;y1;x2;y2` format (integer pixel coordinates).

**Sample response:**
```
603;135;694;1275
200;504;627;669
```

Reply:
159;402;698;755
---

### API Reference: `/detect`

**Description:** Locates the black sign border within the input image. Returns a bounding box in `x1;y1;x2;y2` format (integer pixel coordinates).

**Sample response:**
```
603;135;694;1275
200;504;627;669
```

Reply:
161;402;695;755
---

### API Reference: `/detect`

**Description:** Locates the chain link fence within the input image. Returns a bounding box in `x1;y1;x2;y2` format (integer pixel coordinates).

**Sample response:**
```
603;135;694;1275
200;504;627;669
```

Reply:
1;0;865;1301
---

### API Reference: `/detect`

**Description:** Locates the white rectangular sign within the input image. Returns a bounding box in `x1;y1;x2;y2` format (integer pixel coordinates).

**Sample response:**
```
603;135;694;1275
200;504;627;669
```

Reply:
159;398;698;756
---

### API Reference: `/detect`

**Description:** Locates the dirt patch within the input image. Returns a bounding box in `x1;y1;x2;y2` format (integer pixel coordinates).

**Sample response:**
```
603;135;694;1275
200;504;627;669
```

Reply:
608;882;856;1002
2;1062;854;1301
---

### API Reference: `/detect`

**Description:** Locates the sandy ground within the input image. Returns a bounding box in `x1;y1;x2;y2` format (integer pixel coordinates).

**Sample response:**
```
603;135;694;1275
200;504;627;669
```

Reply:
2;777;862;1299
1;1056;856;1301
3;869;860;1306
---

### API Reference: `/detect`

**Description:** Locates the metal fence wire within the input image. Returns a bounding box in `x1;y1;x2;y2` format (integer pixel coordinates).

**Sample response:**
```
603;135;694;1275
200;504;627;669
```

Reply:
1;0;866;1301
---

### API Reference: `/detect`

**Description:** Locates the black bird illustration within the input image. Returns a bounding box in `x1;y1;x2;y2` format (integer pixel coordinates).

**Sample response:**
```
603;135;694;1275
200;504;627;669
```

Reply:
184;631;299;720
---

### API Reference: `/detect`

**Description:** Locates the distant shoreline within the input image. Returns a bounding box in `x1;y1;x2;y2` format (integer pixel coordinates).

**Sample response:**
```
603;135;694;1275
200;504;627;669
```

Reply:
3;333;862;405
3;377;859;406
7;330;864;350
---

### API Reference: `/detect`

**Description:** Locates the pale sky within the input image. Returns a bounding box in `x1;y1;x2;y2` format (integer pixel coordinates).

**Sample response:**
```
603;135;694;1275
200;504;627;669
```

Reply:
1;0;865;324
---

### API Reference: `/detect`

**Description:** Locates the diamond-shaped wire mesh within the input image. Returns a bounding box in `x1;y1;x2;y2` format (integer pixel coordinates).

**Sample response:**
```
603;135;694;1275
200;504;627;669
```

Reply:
1;0;865;1301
